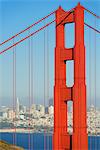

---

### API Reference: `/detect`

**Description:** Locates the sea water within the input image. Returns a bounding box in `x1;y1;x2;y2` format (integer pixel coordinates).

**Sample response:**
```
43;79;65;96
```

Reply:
0;133;100;150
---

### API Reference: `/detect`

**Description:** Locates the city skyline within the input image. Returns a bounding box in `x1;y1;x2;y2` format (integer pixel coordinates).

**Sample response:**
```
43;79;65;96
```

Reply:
0;99;100;135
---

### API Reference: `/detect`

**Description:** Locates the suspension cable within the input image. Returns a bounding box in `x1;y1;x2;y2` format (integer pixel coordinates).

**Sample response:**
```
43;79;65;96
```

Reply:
0;9;74;55
44;19;46;150
0;20;55;55
47;25;49;150
12;39;15;146
12;38;16;146
0;7;74;46
31;35;34;150
84;8;100;19
28;29;31;150
84;23;100;34
94;16;97;149
56;10;74;27
0;7;99;55
0;10;55;46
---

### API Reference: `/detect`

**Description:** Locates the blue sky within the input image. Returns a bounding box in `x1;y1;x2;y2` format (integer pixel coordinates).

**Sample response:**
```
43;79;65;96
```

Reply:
0;0;100;107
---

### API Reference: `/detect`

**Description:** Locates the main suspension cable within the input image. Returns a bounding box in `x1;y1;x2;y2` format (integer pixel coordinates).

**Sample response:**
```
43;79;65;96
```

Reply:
0;8;74;55
2;6;98;47
85;8;100;19
84;23;100;34
56;10;74;27
0;10;55;46
0;20;55;55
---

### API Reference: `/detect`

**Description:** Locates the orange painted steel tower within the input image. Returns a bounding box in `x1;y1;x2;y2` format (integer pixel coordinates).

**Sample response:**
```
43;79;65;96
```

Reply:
53;3;88;150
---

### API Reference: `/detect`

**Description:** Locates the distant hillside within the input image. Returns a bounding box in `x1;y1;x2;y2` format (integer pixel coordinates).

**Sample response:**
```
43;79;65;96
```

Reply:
0;140;24;150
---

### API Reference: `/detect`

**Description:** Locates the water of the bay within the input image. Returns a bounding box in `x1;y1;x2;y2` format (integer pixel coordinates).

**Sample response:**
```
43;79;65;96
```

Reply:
0;133;100;150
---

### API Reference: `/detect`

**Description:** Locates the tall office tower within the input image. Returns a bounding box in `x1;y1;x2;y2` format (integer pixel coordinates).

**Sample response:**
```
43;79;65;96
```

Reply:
16;97;20;115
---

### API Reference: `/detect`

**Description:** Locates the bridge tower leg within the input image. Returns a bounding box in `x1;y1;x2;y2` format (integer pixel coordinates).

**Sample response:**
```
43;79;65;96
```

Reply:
53;3;88;150
72;3;88;150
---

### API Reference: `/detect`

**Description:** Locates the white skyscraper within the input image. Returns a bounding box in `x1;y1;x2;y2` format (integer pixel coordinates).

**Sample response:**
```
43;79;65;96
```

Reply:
16;97;20;114
48;106;54;115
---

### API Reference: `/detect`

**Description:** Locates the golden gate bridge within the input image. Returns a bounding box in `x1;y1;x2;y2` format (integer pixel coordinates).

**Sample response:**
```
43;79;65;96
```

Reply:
0;2;100;150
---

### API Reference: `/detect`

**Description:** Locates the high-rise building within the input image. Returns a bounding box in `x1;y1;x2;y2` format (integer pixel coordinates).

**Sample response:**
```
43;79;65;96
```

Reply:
48;106;54;115
16;97;20;114
49;98;53;106
23;106;26;113
45;106;48;114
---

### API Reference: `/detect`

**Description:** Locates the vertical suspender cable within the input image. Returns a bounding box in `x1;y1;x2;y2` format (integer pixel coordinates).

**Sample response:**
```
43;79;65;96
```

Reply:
46;25;49;150
89;26;91;150
13;39;14;146
36;36;38;149
44;20;46;150
47;26;50;150
13;38;16;146
31;36;33;150
94;17;97;150
28;30;31;150
35;35;38;149
15;41;16;146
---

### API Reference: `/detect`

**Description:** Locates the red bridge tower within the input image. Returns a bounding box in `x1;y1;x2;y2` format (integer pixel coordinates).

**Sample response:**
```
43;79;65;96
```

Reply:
53;3;88;150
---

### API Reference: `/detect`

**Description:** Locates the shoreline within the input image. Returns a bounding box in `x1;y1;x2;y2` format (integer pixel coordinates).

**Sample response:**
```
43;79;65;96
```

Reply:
0;128;37;133
0;129;100;136
0;128;52;134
